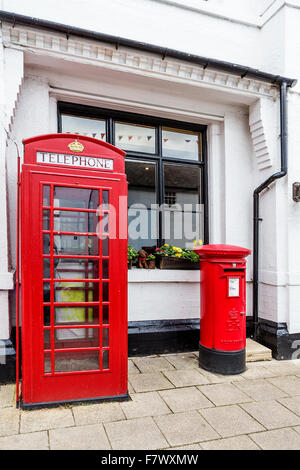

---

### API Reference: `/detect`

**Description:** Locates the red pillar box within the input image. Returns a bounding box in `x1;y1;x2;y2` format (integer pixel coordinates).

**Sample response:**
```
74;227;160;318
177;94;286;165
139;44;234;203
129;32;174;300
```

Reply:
20;134;128;408
194;245;251;375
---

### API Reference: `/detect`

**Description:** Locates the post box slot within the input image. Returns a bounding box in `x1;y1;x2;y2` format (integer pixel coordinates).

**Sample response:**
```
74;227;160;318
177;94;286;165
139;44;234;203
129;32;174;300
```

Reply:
223;269;244;272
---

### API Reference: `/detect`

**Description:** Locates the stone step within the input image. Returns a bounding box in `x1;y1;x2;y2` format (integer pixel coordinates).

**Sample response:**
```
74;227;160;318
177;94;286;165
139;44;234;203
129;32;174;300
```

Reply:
246;338;272;362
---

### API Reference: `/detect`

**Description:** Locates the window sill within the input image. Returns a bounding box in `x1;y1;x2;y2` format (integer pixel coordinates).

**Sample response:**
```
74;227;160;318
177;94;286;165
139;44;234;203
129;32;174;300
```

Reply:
128;267;200;283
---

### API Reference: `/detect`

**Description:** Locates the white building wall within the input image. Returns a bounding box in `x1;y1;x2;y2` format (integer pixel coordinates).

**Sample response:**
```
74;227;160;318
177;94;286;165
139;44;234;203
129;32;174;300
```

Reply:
1;0;300;336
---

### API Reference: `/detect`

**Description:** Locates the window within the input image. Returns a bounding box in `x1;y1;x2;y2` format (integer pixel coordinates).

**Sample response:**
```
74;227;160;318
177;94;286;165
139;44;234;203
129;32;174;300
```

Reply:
59;103;208;251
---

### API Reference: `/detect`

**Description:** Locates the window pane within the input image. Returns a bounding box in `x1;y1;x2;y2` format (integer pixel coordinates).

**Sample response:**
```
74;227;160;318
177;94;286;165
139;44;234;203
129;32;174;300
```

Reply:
102;350;109;370
102;305;109;325
54;210;98;233
54;327;99;347
54;258;99;280
162;128;201;161
53;187;99;210
43;186;50;206
53;234;99;255
54;306;99;325
43;210;50;230
55;350;99;372
115;122;155;153
44;353;51;374
163;164;203;247
126;160;158;251
54;281;99;303
61;114;106;141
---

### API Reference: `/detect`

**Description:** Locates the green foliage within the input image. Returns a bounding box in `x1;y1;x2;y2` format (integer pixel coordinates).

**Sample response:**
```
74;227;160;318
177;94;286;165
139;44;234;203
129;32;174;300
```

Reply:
155;244;199;262
127;245;138;261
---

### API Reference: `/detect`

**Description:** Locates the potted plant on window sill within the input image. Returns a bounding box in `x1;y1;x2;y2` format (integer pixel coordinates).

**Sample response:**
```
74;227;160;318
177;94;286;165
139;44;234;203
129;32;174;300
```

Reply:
155;244;201;270
127;245;138;269
147;254;156;269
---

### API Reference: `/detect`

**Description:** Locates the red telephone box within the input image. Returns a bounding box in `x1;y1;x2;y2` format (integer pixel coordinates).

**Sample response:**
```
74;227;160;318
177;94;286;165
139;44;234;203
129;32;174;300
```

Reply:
194;245;251;375
20;134;128;408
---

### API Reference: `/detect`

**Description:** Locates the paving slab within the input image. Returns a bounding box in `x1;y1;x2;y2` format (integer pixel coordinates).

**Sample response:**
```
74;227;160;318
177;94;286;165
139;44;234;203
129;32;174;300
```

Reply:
199;369;245;384
294;426;300;434
49;423;111;450
154;410;219;446
128;379;134;394
0;431;49;450
132;356;175;373
165;353;199;370
267;375;300;396
201;435;260;450
200;405;264;437
241;400;300;430
234;378;288;401
170;444;202;450
249;428;300;450
72;402;125;426
162;369;210;387
159;387;213;413
262;361;300;377
129;372;174;393
0;407;20;436
246;339;272;362
121;392;170;419
128;360;140;375
241;364;275;380
278;396;300;416
0;384;15;408
198;383;252;406
105;416;168;450
20;407;74;433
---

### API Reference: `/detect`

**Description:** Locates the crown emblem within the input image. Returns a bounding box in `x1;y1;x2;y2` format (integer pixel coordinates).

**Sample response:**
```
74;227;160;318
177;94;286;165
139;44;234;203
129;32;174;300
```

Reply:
68;139;84;152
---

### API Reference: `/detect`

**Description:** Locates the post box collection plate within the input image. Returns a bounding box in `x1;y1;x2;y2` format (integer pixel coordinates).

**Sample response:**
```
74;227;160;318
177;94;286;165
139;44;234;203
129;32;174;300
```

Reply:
20;134;128;408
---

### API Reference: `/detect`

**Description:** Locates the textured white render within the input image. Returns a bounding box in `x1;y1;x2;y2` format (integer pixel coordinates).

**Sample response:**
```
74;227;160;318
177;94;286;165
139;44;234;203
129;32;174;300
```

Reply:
1;0;300;333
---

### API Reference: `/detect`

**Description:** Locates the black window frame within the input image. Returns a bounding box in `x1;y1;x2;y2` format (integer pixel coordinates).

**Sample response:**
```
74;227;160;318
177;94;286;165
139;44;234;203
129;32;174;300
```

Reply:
58;101;209;247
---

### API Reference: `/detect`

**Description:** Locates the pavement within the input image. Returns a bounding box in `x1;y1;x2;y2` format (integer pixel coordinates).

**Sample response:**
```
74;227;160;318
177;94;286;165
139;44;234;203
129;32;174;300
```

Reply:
2;352;300;450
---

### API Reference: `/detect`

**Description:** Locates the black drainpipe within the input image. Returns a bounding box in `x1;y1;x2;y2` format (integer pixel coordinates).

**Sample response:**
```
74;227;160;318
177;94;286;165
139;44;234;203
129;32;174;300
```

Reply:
253;82;288;340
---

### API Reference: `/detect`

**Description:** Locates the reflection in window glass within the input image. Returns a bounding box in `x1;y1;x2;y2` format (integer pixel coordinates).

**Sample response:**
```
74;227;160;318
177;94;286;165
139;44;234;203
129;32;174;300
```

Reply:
126;160;158;251
102;350;109;369
44;329;51;350
162;128;201;161
54;328;99;346
163;164;203;248
102;259;109;279
54;281;99;303
102;305;109;325
102;237;109;257
53;187;99;210
55;350;99;372
53;210;98;233
54;258;99;280
61;114;106;141
53;234;99;255
102;328;109;347
115;122;155;154
43;186;50;206
54;306;99;325
102;282;109;302
44;353;51;374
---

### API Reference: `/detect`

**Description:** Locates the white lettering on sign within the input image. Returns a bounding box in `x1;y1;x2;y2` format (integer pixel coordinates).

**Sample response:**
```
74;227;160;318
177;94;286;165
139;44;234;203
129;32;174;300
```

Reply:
36;152;113;170
228;278;240;297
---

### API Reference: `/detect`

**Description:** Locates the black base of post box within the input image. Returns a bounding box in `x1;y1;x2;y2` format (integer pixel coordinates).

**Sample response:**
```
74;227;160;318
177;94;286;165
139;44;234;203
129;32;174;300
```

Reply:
199;343;246;375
